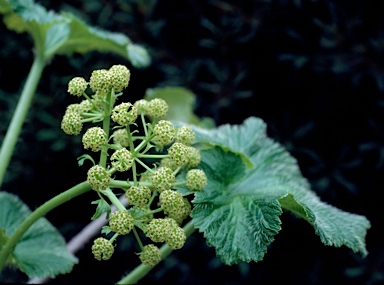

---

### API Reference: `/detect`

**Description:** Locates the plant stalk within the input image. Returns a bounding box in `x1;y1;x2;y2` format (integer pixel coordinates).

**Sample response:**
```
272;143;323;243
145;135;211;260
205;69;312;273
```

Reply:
0;55;46;187
116;220;196;284
0;181;92;271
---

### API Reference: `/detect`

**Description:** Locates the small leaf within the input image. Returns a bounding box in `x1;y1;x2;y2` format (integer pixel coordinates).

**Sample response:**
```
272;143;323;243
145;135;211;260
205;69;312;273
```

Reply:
91;199;111;220
144;87;202;125
0;192;78;278
174;117;268;168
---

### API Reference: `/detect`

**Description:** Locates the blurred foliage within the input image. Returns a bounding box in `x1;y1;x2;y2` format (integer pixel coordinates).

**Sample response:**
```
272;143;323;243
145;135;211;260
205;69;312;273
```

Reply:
1;0;384;284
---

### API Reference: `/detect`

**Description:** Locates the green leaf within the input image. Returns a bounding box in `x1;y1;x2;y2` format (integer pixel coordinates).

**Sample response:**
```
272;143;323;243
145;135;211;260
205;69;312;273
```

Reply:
1;0;150;67
175;117;268;168
144;86;212;126
0;192;78;278
175;116;370;264
91;199;111;220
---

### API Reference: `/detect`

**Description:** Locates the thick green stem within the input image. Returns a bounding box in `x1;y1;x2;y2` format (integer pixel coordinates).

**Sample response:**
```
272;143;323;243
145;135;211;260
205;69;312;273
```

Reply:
116;220;196;284
0;55;46;187
0;181;91;271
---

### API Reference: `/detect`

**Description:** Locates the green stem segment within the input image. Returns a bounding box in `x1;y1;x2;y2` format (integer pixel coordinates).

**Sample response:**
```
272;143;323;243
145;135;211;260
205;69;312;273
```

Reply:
116;220;196;284
0;181;92;271
0;55;46;187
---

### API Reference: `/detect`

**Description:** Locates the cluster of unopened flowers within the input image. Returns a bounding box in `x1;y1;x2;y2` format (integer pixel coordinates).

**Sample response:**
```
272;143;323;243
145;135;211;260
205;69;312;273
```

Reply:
61;64;207;266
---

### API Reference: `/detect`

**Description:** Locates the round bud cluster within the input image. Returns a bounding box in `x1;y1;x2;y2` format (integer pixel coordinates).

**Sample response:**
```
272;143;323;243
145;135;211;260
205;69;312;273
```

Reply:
108;64;130;93
67;77;87;97
82;127;107;152
61;111;82;135
78;99;93;113
186;146;201;168
111;102;138;126
170;197;192;225
112;129;129;148
168;142;189;167
153;120;175;146
89;69;112;94
159;190;184;218
125;185;151;208
147;98;168;118
145;218;186;250
160;157;178;171
134;99;148;114
151;167;175;192
110;148;134;172
87;165;110;191
186;169;207;191
139;244;161;266
65;103;81;114
109;210;134;235
145;218;171;243
175;126;195;145
167;223;187;250
92;237;114;261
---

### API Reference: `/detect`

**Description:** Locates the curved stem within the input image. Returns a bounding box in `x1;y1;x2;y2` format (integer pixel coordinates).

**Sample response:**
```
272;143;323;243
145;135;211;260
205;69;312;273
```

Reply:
0;181;92;271
116;220;196;284
0;55;46;187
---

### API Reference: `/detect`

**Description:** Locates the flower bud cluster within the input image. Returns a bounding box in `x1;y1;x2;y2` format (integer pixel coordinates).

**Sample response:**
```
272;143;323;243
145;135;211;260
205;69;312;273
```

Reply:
151;167;175;192
82;127;107;152
92;237;114;261
111;102;138;126
63;66;209;265
139;244;161;266
87;165;110;191
125;185;151;208
110;148;134;172
145;218;186;250
109;210;134;235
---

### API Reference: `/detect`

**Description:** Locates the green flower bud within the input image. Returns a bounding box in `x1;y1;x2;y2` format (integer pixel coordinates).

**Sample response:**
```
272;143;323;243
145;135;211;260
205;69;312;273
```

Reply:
125;185;151;207
92;237;114;261
166;225;186;250
110;148;134;172
89;69;112;94
112;129;129;148
145;218;171;243
186;169;207;191
134;99;149;114
168;142;189;167
159;190;184;218
147;98;168;118
82;127;107;152
187;146;201;168
109;64;130;93
61;111;83;135
153;120;175;146
151;167;175;192
65;103;81;114
109;210;134;235
139;244;161;266
78;99;93;113
175;126;195;145
160;157;178;171
167;197;191;225
67;77;87;97
87;165;110;191
111;102;138;126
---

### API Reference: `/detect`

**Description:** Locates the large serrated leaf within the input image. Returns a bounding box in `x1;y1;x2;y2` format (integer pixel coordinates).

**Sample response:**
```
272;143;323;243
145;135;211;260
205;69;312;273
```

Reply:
175;116;370;264
0;192;78;278
0;0;150;67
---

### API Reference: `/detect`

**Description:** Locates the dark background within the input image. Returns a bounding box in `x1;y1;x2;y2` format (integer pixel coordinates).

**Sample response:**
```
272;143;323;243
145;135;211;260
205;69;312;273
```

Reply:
1;0;383;284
